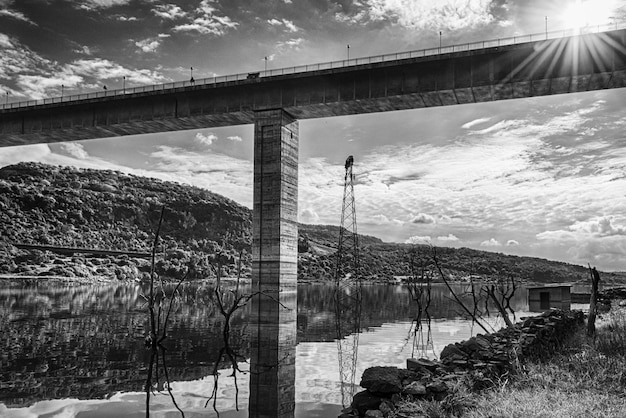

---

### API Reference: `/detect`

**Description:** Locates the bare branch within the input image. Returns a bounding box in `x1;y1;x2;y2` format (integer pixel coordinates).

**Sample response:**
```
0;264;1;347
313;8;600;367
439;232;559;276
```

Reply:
431;246;490;333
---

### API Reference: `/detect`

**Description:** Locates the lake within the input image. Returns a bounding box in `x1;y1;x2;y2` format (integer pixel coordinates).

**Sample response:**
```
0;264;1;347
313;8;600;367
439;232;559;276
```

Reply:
0;281;568;417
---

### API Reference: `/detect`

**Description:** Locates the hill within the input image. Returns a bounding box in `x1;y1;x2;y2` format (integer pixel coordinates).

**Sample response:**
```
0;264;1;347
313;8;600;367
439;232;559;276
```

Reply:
0;162;623;284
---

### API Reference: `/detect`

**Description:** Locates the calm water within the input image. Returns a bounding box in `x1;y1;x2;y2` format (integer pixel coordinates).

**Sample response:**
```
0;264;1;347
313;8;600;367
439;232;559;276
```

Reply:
0;281;541;417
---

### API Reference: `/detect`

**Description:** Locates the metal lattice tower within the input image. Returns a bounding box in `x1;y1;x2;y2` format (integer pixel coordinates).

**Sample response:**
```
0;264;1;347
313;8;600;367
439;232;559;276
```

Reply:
334;155;362;408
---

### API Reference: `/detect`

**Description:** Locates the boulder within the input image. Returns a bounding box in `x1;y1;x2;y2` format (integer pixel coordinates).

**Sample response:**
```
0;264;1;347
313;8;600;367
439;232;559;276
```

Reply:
360;367;403;394
439;344;468;363
406;358;438;373
403;381;427;396
351;390;383;417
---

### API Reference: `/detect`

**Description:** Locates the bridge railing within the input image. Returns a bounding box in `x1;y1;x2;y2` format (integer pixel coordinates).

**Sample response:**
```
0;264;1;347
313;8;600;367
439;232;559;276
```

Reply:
2;22;625;111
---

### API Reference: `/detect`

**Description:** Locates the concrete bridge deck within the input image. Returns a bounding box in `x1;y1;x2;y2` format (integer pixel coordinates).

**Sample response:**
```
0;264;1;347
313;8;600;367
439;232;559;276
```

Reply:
1;28;625;146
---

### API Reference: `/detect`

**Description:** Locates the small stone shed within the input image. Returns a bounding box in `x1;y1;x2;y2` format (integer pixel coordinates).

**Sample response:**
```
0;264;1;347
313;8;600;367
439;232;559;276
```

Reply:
527;284;571;312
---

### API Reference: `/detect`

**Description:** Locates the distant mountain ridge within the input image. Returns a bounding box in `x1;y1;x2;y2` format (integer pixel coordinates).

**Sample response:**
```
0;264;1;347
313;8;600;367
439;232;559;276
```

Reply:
1;162;623;284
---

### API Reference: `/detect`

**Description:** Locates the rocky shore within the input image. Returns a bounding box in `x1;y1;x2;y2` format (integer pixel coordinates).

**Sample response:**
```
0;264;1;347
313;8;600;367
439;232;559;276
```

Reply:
346;309;585;417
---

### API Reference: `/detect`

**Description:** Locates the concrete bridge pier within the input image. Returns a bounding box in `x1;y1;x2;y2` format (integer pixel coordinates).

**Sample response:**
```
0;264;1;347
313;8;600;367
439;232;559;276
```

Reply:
249;108;298;417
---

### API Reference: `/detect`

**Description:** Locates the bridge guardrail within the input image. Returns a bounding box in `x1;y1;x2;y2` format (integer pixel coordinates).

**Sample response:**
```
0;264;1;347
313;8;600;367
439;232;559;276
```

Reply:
2;22;625;111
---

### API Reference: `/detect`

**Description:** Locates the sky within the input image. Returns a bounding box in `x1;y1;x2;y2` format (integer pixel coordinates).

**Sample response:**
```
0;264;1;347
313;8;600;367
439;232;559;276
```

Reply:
2;0;626;271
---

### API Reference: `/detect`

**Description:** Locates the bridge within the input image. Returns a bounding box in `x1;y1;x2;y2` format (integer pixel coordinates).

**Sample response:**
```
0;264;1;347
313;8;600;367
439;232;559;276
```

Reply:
2;27;625;417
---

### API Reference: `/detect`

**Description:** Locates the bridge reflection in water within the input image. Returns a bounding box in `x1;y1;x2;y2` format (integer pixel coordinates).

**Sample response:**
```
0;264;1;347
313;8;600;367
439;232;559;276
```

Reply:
249;286;297;417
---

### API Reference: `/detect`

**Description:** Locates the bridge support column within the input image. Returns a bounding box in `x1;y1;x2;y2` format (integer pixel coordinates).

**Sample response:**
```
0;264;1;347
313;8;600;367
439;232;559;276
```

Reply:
249;108;298;417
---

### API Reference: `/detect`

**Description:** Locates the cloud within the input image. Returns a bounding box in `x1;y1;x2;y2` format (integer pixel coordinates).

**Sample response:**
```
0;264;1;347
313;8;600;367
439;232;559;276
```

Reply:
342;0;496;30
570;216;626;237
152;4;187;20
227;135;243;142
135;38;161;53
0;2;37;25
73;45;93;55
437;234;460;242
300;208;320;223
277;38;304;50
480;238;501;247
117;15;137;21
79;0;130;9
0;33;171;100
462;117;492;129
66;58;169;84
405;236;432;244
410;213;435;224
172;0;238;36
147;145;253;206
506;239;520;246
268;18;299;32
195;132;218;146
60;143;89;160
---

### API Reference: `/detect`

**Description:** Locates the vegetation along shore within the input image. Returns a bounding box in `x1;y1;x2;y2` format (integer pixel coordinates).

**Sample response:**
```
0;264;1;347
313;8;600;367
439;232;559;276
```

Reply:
2;162;626;287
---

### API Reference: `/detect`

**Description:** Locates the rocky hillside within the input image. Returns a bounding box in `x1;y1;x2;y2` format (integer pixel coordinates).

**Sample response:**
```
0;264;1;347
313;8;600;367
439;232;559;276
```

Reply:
0;162;623;284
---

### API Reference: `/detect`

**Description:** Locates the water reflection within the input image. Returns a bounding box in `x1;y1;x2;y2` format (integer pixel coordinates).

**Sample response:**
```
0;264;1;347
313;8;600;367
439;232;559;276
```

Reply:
0;282;534;416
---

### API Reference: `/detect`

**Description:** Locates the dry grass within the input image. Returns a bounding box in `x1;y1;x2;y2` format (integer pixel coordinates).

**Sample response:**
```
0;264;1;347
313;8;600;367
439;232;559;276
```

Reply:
392;306;626;418
467;306;626;418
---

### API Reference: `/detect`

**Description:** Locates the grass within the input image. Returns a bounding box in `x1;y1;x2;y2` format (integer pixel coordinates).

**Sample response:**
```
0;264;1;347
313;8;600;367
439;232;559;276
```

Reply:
467;306;626;418
393;305;626;418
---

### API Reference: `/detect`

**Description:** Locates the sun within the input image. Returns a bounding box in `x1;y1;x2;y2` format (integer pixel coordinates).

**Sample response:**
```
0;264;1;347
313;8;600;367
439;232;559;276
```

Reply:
562;0;616;30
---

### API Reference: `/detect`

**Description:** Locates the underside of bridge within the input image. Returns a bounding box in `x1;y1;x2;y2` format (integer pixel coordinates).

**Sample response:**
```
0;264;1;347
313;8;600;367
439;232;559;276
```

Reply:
1;29;625;146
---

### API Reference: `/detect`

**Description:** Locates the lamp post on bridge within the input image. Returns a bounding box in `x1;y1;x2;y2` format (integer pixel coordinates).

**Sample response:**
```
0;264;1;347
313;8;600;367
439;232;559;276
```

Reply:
61;84;64;98
123;76;126;93
439;31;442;53
5;92;7;105
347;44;350;61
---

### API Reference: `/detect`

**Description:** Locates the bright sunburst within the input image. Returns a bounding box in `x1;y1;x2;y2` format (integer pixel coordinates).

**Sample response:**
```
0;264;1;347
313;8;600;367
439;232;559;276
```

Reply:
562;0;617;30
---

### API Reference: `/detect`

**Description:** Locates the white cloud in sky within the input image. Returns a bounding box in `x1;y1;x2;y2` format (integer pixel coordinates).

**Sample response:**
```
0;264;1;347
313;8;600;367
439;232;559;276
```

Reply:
80;0;130;9
153;4;187;20
410;213;435;224
135;38;161;53
277;38;305;51
0;4;36;25
405;236;432;244
480;238;501;247
227;135;243;142
356;0;495;29
506;239;520;246
437;234;460;242
268;18;299;32
195;132;218;146
462;117;492;129
300;208;320;223
0;34;171;100
172;0;238;36
60;143;89;160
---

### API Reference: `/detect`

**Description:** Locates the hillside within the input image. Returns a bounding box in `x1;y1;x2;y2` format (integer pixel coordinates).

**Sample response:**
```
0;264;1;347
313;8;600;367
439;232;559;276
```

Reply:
0;162;623;284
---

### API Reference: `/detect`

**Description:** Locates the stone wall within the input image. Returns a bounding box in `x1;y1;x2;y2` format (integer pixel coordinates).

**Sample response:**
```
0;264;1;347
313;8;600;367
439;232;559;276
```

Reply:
346;309;584;418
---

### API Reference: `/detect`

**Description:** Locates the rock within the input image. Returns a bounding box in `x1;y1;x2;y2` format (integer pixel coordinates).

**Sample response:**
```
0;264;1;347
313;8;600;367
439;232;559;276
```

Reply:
403;381;427;396
360;367;403;394
351;390;383;417
379;400;395;416
365;410;383;418
406;358;438;372
439;344;468;362
619;300;626;307
426;380;448;393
